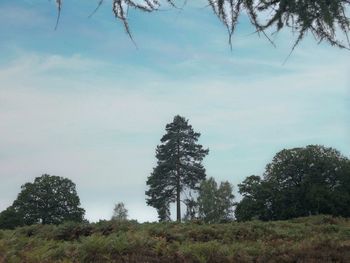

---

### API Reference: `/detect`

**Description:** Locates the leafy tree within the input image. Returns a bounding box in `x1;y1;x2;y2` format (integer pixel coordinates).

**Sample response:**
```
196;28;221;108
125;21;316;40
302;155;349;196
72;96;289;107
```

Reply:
11;174;85;225
112;202;128;221
235;175;273;221
0;206;23;229
265;145;350;219
197;178;218;223
146;115;209;222
197;177;235;223
216;181;235;222
235;145;350;221
53;0;349;50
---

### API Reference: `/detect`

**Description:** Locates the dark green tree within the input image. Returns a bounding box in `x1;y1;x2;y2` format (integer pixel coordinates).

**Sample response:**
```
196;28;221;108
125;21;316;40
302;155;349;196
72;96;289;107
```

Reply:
235;145;350;221
0;206;23;229
197;177;235;223
11;174;85;225
235;175;273;221
53;1;349;50
264;145;350;219
146;115;209;222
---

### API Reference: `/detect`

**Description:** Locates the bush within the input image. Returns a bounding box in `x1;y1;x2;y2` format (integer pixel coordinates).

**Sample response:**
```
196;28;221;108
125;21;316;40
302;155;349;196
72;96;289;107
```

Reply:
79;234;111;262
54;221;93;241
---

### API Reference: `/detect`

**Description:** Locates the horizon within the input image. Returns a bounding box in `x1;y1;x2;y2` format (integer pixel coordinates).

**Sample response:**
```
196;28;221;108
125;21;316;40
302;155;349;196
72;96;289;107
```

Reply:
0;0;349;222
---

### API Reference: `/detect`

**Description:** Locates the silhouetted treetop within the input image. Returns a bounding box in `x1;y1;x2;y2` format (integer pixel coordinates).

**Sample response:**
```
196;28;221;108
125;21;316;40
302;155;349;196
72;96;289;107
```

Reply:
54;0;350;50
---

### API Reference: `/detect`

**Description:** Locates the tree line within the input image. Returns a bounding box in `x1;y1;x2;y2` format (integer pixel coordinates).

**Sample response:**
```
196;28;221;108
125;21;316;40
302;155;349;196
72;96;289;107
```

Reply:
1;115;349;229
146;115;350;222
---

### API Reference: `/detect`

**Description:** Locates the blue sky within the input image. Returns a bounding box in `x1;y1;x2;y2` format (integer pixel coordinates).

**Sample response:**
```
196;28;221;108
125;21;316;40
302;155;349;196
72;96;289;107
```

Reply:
0;0;349;222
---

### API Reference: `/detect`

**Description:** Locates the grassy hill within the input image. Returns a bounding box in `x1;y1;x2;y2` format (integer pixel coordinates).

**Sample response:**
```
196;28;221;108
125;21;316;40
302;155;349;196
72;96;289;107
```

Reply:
0;215;349;262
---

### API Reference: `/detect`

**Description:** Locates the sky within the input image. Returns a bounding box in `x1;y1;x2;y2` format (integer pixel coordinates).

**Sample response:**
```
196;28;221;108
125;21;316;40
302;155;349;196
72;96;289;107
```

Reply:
0;0;349;222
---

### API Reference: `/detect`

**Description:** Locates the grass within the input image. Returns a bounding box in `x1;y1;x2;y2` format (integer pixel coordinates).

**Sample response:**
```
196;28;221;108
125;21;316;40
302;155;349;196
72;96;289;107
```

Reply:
0;215;349;262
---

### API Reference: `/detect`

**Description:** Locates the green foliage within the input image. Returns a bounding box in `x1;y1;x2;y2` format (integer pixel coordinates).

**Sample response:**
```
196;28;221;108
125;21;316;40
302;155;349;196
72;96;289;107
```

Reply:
235;176;273;221
79;234;111;262
0;174;85;229
93;219;139;236
146;115;209;222
216;181;235;222
54;221;93;241
0;206;23;229
0;215;349;262
180;240;230;263
236;145;350;221
197;178;218;223
197;177;235;223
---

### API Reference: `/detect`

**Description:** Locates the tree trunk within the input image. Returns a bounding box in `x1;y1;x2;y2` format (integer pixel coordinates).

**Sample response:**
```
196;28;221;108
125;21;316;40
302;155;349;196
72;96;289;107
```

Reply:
176;137;181;222
176;174;181;222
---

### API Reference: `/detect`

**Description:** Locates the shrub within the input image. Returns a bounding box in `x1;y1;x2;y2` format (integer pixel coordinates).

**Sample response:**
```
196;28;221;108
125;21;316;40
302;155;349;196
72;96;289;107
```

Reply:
79;234;111;262
54;221;93;241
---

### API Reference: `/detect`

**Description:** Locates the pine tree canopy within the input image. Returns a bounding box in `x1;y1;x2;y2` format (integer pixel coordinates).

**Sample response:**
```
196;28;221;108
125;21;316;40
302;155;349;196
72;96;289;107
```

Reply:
146;115;209;222
53;0;350;50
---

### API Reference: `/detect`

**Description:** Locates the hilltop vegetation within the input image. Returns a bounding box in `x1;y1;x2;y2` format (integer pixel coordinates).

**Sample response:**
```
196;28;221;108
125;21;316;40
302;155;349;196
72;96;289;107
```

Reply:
0;215;349;262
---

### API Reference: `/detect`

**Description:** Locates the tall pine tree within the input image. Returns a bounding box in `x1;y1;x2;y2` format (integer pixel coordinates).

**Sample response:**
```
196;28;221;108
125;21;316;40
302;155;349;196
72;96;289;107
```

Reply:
146;115;209;222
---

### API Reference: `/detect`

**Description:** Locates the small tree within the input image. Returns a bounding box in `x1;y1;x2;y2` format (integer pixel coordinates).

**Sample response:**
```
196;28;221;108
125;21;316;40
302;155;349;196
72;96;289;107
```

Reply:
11;174;85;226
197;177;235;223
112;202;128;221
197;178;218;223
216;181;235;222
183;196;198;221
146;115;209;222
0;206;23;229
